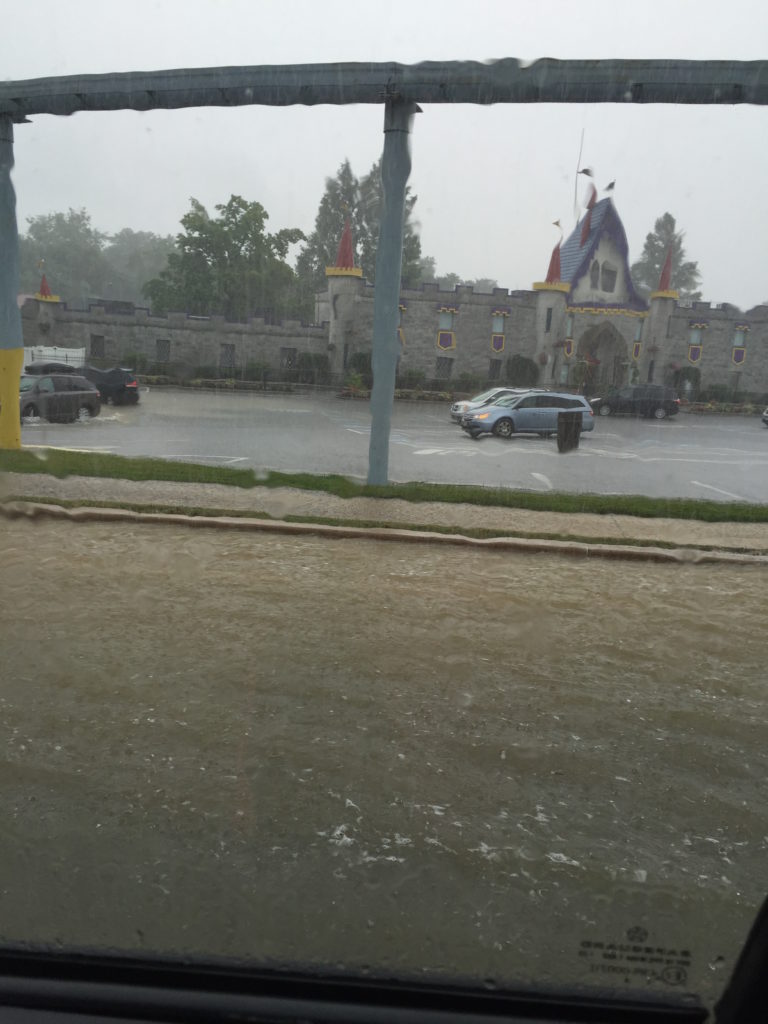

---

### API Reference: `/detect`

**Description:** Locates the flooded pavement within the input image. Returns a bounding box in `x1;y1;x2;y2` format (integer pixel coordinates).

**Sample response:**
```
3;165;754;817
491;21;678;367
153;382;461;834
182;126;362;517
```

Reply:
0;517;766;1006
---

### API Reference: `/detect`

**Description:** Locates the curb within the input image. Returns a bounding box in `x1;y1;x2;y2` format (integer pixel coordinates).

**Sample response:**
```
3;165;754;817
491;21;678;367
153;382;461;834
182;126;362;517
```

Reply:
3;500;768;567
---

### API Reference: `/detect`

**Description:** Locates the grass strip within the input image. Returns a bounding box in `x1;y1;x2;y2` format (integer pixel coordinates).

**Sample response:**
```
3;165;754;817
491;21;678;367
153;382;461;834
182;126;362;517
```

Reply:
4;496;765;556
2;448;767;523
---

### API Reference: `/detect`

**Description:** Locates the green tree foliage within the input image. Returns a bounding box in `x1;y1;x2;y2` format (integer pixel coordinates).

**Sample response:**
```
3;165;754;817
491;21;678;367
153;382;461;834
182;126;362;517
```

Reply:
18;209;177;307
19;209;108;306
143;196;305;321
630;213;702;300
103;229;176;306
296;159;422;296
416;257;497;292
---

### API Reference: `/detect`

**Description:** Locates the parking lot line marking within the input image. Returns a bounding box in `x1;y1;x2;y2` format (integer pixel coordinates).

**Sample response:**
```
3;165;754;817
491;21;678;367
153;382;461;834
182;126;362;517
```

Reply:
23;444;117;453
531;472;553;490
691;480;749;502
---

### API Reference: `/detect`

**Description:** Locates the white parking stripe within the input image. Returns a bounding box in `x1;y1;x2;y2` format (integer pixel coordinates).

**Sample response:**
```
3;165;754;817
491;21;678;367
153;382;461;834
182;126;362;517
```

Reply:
691;480;749;502
531;472;553;489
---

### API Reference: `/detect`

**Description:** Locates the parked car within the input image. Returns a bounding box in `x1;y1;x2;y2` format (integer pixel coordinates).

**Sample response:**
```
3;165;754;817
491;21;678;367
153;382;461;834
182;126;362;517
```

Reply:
762;405;768;427
24;361;78;375
450;386;547;422
461;390;594;438
20;374;101;423
79;366;140;405
589;384;680;419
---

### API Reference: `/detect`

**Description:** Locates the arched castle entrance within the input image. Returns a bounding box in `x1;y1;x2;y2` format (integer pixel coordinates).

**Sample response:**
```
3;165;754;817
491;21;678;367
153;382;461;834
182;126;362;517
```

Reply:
576;322;629;392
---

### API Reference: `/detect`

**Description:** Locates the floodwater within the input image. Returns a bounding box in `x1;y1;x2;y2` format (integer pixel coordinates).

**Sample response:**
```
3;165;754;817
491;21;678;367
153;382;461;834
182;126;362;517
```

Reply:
1;517;766;1008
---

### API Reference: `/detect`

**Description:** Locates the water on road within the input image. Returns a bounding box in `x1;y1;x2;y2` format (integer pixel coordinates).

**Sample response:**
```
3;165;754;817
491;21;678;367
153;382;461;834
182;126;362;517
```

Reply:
1;517;766;1008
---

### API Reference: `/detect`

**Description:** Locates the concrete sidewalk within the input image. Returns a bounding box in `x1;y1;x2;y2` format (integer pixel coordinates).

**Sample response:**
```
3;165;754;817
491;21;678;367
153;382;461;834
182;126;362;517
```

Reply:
2;471;767;557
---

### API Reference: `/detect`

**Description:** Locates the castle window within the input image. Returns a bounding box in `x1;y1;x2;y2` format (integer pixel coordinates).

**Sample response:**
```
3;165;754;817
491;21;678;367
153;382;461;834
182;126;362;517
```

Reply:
488;359;502;380
545;307;553;333
219;343;236;369
634;321;643;341
601;262;617;293
689;328;702;346
280;347;297;369
590;261;600;288
492;315;505;334
156;338;171;362
438;310;454;331
90;334;105;358
566;314;574;336
435;356;454;380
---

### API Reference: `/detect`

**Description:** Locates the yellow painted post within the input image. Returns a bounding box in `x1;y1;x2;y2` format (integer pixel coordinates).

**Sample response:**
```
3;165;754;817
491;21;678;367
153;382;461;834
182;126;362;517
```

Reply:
0;115;23;450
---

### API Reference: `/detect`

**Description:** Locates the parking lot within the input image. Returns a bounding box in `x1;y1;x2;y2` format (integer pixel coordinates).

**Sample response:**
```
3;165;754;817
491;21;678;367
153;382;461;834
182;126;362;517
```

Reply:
19;387;768;502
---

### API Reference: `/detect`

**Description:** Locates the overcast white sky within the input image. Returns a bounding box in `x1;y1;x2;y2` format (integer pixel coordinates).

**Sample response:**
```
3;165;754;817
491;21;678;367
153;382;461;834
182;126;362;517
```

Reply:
2;0;767;308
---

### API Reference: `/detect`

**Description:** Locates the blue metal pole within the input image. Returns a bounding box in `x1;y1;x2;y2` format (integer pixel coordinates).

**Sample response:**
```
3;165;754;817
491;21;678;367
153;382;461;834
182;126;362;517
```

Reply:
367;99;418;486
0;115;24;450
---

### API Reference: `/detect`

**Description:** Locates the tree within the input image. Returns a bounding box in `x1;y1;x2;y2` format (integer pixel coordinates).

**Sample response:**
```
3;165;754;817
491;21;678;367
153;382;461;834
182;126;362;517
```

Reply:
416;258;497;292
295;159;359;300
143;196;305;321
103;229;177;306
355;159;422;287
630;213;702;300
296;158;422;295
19;208;108;305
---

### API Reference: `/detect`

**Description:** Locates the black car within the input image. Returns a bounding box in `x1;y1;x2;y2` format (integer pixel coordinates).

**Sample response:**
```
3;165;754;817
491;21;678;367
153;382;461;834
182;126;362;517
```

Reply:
590;384;680;419
20;373;101;423
79;366;140;405
25;360;78;375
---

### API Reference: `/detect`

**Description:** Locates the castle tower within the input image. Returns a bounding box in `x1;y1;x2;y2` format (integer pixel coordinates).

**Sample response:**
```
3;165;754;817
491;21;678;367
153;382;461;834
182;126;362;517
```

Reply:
325;219;364;376
644;247;679;383
532;237;569;385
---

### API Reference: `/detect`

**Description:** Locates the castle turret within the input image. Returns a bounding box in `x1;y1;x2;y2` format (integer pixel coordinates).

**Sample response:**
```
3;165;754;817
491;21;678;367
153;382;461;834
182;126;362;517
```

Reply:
325;219;364;375
532;236;569;384
644;247;679;382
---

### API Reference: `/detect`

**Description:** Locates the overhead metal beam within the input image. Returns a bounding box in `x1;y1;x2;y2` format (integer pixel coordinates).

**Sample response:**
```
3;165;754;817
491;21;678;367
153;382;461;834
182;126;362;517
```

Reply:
1;59;767;118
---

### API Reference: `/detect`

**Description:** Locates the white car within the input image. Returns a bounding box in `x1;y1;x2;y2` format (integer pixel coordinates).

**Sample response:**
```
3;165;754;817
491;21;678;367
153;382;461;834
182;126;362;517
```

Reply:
450;386;539;423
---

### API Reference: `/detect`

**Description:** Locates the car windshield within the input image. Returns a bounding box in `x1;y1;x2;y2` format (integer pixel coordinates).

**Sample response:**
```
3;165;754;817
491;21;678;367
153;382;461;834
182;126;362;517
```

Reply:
467;388;503;403
1;2;767;1020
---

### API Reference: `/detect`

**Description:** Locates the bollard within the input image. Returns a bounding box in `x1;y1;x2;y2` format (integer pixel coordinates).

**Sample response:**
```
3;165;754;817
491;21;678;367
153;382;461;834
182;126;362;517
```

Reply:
557;409;582;453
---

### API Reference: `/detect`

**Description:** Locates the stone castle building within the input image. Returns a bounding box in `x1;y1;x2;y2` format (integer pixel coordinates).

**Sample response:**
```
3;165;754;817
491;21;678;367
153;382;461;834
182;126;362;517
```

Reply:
20;197;768;399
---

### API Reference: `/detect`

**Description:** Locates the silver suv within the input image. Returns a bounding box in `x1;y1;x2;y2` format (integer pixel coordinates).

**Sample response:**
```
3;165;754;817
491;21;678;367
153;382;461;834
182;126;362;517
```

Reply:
20;374;101;423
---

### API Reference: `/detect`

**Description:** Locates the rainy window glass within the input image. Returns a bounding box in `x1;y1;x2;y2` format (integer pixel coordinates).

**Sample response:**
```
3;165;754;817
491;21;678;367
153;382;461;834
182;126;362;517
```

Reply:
0;2;767;1021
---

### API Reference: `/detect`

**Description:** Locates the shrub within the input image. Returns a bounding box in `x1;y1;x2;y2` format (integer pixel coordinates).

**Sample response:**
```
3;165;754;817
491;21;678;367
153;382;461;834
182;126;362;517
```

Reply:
505;354;539;387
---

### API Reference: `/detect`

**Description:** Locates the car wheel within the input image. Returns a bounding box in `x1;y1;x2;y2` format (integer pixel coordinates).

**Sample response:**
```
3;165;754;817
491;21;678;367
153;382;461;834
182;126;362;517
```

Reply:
76;405;93;422
21;403;39;421
598;404;612;416
653;406;667;420
467;431;481;439
493;418;514;438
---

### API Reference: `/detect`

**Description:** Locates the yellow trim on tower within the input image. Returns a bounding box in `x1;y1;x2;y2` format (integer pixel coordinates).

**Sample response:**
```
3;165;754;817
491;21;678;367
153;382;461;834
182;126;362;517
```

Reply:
325;266;363;278
533;282;570;293
649;289;679;300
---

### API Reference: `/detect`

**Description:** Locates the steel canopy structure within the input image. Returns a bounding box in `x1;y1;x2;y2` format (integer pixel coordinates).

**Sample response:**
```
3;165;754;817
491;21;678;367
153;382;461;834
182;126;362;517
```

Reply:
1;59;767;117
1;58;767;480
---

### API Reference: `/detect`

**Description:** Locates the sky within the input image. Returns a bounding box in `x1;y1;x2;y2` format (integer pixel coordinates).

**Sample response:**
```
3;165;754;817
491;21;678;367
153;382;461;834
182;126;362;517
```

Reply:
2;0;767;309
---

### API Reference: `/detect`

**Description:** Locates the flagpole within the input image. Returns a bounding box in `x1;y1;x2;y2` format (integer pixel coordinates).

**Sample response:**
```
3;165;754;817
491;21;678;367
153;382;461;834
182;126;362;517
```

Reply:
573;127;584;222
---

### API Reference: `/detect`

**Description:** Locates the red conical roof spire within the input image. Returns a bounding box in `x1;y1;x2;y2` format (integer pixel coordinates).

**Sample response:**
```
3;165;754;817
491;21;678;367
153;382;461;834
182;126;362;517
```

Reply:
545;242;561;284
38;274;52;298
658;246;673;291
335;219;356;270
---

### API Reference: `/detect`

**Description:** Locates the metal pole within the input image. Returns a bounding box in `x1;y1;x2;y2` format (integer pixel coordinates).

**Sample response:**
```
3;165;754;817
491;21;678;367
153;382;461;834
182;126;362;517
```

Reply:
367;99;417;486
0;115;24;450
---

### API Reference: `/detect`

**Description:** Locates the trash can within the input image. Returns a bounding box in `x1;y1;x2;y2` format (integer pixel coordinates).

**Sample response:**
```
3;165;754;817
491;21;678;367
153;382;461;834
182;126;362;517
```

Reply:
557;409;582;453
